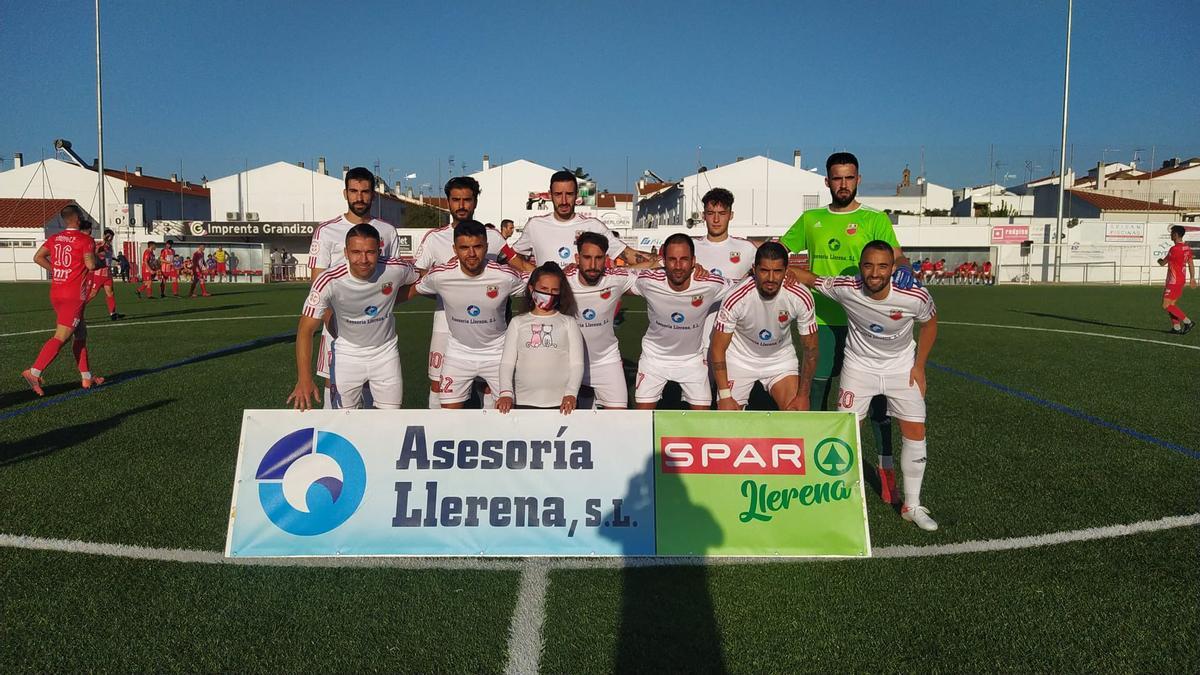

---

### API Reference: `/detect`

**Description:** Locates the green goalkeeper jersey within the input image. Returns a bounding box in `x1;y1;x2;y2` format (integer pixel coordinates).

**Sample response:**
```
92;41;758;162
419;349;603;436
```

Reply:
779;205;900;326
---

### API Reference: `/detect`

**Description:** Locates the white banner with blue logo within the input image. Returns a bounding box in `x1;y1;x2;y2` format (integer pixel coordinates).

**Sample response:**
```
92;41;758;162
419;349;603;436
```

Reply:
225;409;655;557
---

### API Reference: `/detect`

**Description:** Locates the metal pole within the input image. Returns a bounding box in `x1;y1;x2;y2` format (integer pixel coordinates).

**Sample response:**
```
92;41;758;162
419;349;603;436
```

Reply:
95;0;106;232
1053;0;1073;282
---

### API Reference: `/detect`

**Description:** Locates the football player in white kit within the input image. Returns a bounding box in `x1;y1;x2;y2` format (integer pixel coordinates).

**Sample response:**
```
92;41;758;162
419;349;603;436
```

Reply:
632;233;732;410
709;242;819;411
409;220;526;408
566;232;640;408
508;170;650;271
289;224;418;410
792;240;941;531
307;167;401;408
413;176;513;408
692;188;757;281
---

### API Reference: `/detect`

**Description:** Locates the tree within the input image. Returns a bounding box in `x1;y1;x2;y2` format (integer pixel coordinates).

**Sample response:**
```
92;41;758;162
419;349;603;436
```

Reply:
402;204;447;229
563;166;590;180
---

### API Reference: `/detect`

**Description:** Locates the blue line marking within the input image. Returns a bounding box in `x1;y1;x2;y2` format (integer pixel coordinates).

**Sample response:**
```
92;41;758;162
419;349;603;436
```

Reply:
2;332;293;423
930;361;1200;460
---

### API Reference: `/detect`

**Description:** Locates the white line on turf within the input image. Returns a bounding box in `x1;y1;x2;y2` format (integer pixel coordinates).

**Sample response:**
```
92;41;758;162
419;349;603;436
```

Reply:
939;320;1200;351
0;310;437;339
505;560;550;675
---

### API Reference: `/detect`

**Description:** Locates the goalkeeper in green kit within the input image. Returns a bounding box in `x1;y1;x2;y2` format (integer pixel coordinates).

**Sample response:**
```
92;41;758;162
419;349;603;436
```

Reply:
780;152;919;505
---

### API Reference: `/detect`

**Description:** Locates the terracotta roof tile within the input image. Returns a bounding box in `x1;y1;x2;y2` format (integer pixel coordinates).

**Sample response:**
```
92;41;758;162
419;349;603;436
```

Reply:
104;169;210;197
1068;189;1186;212
0;198;76;228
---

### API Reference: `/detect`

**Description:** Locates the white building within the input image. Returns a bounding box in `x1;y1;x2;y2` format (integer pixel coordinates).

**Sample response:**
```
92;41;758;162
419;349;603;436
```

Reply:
951;183;1034;216
467;157;556;228
636;153;827;230
207;160;405;224
860;178;954;215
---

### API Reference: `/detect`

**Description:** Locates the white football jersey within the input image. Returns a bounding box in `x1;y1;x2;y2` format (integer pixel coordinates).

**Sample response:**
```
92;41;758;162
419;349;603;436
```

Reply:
630;270;732;362
512;213;629;267
414;224;510;271
415;261;526;358
715;277;817;365
692;236;756;281
566;266;639;367
815;276;936;374
302;258;419;356
309;215;401;271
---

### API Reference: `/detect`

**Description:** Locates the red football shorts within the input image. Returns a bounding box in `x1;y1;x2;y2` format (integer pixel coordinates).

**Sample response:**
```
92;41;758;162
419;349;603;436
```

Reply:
215;262;227;274
1164;282;1184;300
50;292;85;328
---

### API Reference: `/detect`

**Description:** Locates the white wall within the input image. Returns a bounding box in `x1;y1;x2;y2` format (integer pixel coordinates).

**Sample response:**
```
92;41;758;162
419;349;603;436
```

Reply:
208;161;350;222
470;159;556;228
0;159;127;223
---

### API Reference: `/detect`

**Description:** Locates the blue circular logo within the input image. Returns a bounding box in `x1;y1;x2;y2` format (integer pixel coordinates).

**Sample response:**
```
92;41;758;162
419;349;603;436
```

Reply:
582;308;597;321
364;305;379;317
759;329;773;341
467;305;481;317
558;246;571;259
710;268;724;278
255;428;366;536
671;312;685;324
869;323;884;333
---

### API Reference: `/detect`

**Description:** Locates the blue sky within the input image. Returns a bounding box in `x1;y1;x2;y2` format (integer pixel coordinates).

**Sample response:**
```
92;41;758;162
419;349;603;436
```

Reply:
3;0;1197;196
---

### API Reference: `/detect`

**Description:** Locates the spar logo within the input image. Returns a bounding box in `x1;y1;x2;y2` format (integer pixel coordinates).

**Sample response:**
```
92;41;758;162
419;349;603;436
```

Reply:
255;428;366;536
661;436;805;475
813;437;854;476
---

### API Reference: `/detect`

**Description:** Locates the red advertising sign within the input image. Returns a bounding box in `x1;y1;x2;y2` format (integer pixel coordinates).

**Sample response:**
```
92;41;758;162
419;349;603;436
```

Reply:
990;225;1030;244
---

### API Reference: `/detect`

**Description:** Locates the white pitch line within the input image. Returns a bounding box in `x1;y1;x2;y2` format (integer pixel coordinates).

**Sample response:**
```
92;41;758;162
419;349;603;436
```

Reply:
0;513;1195;569
0;310;437;339
939;320;1200;351
504;560;550;675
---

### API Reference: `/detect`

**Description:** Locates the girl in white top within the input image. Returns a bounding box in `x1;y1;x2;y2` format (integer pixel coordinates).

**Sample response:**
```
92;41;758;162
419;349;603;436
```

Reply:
497;263;585;414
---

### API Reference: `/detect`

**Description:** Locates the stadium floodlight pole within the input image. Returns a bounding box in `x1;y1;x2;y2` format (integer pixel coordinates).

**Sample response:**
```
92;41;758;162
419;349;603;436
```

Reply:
1053;0;1073;283
94;0;106;233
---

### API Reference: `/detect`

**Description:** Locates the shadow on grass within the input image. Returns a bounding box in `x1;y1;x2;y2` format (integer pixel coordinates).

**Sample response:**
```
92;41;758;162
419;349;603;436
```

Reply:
0;399;174;465
1007;309;1164;334
121;302;265;321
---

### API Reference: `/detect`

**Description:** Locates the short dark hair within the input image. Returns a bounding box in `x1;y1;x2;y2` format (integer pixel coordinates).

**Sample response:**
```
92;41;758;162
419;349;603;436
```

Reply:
500;219;514;227
702;187;734;209
754;241;789;266
524;262;577;317
59;204;84;222
452;219;486;243
79;219;93;233
576;231;609;254
103;228;114;237
549;170;578;189
662;232;695;257
345;166;375;188
346;223;381;243
861;239;895;259
1170;225;1186;238
444;176;481;198
826;152;860;174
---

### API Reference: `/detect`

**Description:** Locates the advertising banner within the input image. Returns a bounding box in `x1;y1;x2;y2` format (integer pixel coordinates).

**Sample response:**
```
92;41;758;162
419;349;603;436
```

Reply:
654;411;870;557
1104;222;1145;242
990;225;1029;244
226;410;655;557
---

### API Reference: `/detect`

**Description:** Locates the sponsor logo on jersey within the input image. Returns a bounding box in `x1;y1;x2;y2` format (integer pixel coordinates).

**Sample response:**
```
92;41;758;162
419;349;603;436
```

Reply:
600;288;612;299
381;282;394;296
364;305;379;317
691;295;704;307
813;220;822;228
758;329;773;341
729;252;741;263
307;291;320;306
846;223;858;236
869;323;884;333
467;305;481;317
255;428;366;536
828;238;842;251
778;311;790;323
582;308;597;321
889;309;903;320
558;247;571;259
710;268;724;278
671;312;686;324
486;284;499;299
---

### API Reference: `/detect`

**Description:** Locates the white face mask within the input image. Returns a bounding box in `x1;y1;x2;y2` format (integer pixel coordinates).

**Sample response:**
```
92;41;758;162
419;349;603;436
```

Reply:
531;289;559;311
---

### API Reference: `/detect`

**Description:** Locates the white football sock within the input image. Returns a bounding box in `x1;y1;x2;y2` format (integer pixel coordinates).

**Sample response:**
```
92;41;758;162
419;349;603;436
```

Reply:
901;437;927;507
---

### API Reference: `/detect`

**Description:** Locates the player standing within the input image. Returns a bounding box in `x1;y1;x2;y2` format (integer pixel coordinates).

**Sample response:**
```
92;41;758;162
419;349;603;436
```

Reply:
780;151;916;504
213;246;228;281
413;176;513;408
159;240;180;297
84;224;123;320
289;224;418;410
566;232;640;408
135;242;158;299
792;241;939;530
709;242;818;410
410;220;527;409
632;233;731;410
189;243;212;297
308;167;402;408
691;188;757;281
1158;225;1196;334
508;170;649;271
21;205;103;394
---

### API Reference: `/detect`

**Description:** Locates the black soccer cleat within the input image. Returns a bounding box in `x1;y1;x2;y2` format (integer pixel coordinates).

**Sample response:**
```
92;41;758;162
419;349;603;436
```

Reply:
1183;321;1195;335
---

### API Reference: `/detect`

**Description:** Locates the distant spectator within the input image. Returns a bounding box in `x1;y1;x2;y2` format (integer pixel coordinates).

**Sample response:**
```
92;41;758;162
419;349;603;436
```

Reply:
116;252;130;282
500;219;514;240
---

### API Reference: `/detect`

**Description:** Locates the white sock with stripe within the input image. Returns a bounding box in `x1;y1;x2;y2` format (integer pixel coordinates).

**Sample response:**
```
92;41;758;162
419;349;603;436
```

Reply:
901;437;927;507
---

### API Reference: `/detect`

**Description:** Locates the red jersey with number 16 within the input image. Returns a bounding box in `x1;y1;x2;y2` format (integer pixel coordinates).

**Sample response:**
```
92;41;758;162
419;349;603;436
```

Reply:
44;229;95;300
1166;242;1193;287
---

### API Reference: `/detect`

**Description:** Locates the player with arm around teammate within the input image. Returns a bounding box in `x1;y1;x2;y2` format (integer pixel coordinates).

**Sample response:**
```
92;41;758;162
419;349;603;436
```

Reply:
288;224;418;410
791;240;940;531
709;242;819;411
497;263;585;414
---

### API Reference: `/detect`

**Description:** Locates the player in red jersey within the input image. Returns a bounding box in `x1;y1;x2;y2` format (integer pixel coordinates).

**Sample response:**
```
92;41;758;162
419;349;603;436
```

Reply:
80;223;125;320
159;240;180;297
188;243;211;297
135;242;158;299
981;260;993;285
21;205;104;394
1157;225;1196;334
